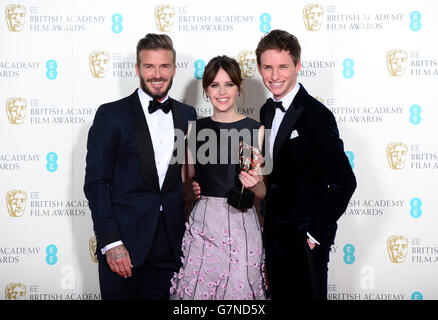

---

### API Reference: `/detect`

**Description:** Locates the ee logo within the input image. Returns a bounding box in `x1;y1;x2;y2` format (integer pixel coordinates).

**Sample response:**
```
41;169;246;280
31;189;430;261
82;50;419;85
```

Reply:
410;197;422;218
46;152;58;172
112;13;123;33
46;60;58;80
194;60;205;80
260;13;271;33
343;244;355;264
411;291;423;300
409;104;421;125
46;244;58;265
345;151;355;169
410;11;422;32
342;58;354;79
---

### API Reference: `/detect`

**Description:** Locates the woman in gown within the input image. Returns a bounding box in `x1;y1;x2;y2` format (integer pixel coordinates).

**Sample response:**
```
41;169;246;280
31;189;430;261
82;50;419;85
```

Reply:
169;55;267;300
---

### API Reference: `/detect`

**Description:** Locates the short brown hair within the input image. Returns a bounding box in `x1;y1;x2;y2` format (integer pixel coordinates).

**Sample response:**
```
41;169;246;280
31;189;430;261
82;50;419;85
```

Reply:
202;55;243;92
255;29;301;66
136;33;176;66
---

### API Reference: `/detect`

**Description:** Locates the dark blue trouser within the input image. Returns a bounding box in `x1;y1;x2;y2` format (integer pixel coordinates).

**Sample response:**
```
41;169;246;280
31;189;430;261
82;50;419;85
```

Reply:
264;219;336;301
98;214;178;300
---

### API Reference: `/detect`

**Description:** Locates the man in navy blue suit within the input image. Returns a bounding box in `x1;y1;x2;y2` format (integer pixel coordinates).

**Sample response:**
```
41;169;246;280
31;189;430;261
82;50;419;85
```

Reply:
256;30;356;300
84;33;196;300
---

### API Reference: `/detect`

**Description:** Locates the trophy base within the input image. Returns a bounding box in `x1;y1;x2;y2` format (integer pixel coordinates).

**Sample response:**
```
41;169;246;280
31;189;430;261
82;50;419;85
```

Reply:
227;188;255;210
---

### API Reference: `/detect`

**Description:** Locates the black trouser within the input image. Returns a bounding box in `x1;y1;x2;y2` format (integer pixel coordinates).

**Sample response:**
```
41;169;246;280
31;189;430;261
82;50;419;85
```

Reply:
99;214;178;300
264;219;336;301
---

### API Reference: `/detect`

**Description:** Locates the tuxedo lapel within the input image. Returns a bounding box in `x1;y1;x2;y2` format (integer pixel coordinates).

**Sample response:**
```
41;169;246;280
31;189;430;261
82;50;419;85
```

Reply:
261;104;275;130
161;99;184;192
272;86;306;164
129;90;160;192
260;104;276;159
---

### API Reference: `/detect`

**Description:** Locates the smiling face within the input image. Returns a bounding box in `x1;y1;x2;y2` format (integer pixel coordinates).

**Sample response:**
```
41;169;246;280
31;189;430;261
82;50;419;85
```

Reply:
258;49;301;100
206;68;240;115
135;49;176;102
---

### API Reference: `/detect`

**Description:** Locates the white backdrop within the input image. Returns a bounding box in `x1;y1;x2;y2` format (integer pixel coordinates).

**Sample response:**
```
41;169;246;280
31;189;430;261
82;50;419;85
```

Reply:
1;0;437;300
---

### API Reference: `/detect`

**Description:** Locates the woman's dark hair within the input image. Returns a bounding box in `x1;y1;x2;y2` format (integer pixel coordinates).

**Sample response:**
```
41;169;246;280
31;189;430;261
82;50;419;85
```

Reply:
202;55;243;92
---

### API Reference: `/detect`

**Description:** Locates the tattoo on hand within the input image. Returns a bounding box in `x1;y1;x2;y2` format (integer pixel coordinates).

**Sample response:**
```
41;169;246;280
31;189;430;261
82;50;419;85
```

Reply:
107;246;127;261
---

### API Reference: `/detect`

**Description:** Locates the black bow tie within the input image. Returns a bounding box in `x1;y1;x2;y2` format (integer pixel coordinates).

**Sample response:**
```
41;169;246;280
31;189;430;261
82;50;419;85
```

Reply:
266;98;286;112
148;99;172;114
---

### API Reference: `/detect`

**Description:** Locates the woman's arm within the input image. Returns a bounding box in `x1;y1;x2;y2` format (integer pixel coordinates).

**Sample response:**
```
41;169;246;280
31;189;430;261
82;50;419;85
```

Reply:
182;122;195;183
239;170;266;199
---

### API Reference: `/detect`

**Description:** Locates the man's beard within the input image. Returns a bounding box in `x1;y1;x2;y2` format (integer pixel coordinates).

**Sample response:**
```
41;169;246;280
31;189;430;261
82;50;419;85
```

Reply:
139;74;174;101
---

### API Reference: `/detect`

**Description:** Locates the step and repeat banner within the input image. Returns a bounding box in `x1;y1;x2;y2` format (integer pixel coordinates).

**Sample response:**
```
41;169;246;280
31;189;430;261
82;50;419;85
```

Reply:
1;0;437;300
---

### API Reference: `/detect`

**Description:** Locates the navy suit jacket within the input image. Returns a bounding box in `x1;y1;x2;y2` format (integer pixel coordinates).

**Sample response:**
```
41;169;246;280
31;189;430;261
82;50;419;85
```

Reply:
260;84;356;244
84;89;197;267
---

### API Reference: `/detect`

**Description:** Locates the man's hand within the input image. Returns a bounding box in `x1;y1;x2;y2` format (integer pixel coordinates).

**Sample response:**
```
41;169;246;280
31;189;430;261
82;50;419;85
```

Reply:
307;238;316;250
106;244;133;278
192;180;201;199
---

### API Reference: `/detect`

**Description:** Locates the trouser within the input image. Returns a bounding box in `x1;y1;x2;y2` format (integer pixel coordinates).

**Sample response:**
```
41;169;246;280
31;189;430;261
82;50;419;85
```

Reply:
264;219;336;301
99;214;179;300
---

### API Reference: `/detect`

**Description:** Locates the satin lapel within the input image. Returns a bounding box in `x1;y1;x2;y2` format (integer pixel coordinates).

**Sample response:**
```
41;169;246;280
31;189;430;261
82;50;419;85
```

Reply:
161;99;184;192
129;90;160;192
260;103;275;161
272;86;306;164
261;103;275;129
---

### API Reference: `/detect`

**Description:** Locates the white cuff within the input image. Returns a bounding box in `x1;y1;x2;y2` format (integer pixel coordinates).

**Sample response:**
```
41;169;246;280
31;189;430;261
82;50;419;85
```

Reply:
101;241;123;254
307;232;320;245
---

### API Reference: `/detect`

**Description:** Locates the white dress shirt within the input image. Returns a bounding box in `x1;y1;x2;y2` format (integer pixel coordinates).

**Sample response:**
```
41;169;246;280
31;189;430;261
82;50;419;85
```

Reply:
101;88;175;254
268;82;320;246
269;82;300;158
138;88;174;190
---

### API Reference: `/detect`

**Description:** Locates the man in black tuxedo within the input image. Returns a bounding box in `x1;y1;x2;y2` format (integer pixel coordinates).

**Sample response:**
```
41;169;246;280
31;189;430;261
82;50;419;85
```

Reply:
84;34;196;300
256;30;356;300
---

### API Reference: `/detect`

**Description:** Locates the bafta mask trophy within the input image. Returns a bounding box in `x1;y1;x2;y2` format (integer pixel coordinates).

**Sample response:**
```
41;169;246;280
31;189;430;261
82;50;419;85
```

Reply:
227;141;263;210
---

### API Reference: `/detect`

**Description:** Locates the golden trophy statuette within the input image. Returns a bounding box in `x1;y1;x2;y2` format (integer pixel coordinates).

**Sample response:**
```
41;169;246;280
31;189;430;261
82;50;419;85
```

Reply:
227;141;263;210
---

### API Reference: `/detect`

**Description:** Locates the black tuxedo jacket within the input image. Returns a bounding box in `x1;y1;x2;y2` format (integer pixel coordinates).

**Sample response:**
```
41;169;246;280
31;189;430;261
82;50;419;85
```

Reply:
260;84;356;244
84;89;197;267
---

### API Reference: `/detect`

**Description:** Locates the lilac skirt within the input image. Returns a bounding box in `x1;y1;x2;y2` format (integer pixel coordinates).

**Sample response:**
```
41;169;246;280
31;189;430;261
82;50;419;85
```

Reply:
169;196;266;300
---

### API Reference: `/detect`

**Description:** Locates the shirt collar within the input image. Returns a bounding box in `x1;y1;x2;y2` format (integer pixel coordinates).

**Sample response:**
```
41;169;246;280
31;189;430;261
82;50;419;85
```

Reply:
273;82;300;111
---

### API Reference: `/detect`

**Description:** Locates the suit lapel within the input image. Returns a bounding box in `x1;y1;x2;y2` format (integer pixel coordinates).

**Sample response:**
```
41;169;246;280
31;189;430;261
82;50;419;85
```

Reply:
272;85;306;164
161;99;184;192
260;103;275;161
261;103;275;130
129;90;160;192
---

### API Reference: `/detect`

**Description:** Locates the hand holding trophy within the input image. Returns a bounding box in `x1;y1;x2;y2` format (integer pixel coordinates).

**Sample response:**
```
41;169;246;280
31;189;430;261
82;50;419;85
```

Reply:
227;141;264;210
